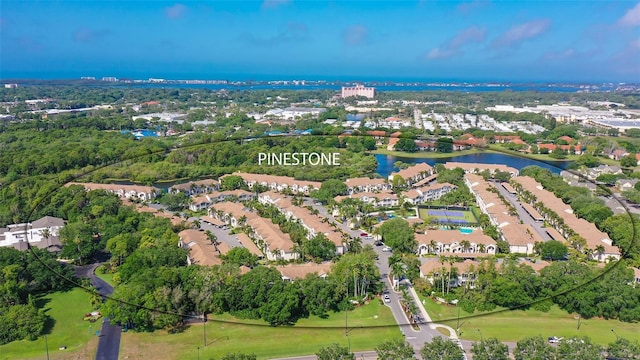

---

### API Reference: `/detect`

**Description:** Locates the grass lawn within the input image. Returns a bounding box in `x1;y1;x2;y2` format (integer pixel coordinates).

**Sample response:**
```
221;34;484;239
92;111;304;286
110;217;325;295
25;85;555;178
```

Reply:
120;300;401;360
95;265;116;287
371;148;482;159
0;288;99;360
417;294;640;345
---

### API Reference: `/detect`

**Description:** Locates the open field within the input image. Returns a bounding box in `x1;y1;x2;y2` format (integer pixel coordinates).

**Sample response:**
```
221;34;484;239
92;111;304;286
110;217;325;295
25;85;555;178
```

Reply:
120;301;401;360
0;288;98;360
418;294;640;345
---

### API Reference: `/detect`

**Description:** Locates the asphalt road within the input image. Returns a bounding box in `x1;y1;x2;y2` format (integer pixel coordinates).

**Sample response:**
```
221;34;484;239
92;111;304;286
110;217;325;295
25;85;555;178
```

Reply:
491;180;551;242
74;263;121;360
302;199;454;359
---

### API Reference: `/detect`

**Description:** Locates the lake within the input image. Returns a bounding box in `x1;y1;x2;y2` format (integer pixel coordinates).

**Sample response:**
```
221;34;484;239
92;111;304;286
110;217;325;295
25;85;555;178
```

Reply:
375;152;570;178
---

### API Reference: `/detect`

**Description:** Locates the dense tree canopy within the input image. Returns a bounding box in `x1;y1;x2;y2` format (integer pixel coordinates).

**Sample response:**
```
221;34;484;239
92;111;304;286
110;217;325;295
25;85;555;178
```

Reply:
378;218;417;254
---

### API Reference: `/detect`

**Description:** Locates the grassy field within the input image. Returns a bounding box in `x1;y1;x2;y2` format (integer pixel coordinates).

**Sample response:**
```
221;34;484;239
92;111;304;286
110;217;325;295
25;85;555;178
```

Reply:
120;300;401;360
418;294;640;345
95;265;116;287
0;288;99;360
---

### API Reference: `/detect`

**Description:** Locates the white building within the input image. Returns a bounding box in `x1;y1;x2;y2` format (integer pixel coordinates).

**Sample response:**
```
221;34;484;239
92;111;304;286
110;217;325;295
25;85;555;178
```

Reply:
0;216;65;251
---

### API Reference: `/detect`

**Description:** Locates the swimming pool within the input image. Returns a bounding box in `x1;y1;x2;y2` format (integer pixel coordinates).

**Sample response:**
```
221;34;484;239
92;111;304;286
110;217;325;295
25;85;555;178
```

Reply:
460;228;473;234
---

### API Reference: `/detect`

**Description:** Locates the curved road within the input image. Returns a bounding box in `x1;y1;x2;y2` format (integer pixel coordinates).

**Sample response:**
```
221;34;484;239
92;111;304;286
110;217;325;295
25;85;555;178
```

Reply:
74;263;121;360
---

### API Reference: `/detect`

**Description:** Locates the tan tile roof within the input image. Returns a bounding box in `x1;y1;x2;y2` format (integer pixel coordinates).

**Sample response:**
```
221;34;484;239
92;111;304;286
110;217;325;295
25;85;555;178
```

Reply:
420;259;480;275
211;202;259;220
247;217;294;252
66;182;159;194
445;162;518;175
512;176;619;255
344;177;387;187
274;262;332;280
391;163;433;180
417;229;496;245
179;229;222;266
237;233;263;257
201;216;224;226
224;172;322;190
519;259;551;273
171;179;219;191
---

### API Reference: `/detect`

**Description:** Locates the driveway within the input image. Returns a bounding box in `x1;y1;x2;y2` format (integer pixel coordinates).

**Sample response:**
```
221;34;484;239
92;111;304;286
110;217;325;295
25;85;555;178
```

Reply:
73;263;121;360
491;180;551;242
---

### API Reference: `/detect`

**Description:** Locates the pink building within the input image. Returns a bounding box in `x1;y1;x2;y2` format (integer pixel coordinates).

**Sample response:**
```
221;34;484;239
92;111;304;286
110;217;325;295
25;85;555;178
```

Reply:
341;84;375;98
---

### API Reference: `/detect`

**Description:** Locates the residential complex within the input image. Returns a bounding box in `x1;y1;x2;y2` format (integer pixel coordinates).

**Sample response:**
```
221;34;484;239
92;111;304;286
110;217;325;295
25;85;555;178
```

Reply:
0;216;65;251
341;84;376;98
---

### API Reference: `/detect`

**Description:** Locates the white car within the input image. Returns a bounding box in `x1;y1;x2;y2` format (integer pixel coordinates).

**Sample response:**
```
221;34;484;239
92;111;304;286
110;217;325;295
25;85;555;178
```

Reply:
383;294;391;303
382;246;392;252
548;336;563;343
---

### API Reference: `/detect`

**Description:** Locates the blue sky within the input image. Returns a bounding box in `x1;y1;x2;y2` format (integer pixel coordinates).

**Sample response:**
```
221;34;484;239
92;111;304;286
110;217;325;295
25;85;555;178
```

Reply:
1;1;639;82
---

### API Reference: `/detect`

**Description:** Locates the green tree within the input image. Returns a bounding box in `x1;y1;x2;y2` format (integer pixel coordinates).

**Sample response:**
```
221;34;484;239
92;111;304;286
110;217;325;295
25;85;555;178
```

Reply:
514;336;555;360
556;336;604;360
375;338;416;360
221;247;259;267
607;338;640;360
303;233;336;262
471;337;509;360
620;154;638;168
220;352;257;360
396;138;418;152
221;175;246;191
538;240;568;261
316;343;355;360
420;337;464;360
378;218;417;254
314;179;348;203
435;137;454;153
158;192;191;211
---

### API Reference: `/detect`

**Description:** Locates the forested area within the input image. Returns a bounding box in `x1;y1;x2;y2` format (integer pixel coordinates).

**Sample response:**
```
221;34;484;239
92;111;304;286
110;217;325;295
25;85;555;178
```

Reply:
102;251;380;330
424;257;640;323
0;247;75;344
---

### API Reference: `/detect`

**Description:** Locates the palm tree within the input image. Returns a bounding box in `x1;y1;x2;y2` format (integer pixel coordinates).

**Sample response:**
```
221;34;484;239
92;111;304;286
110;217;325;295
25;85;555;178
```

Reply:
205;230;217;246
478;243;486;253
595;244;605;261
460;240;471;254
39;228;52;245
192;219;201;229
429;239;437;255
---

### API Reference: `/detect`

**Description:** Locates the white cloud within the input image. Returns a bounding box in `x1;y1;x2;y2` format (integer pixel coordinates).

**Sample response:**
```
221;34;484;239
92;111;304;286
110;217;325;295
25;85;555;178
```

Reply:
261;0;291;10
343;25;369;46
426;26;486;60
491;19;551;48
165;4;186;19
456;0;490;14
618;2;640;27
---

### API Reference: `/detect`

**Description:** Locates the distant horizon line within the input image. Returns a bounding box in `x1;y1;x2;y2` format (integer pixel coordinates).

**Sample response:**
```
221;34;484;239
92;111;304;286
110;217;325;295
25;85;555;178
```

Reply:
1;74;635;86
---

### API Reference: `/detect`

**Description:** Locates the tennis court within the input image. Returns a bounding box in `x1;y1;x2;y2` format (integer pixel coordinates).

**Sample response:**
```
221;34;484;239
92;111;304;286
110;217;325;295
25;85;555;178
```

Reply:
418;206;478;226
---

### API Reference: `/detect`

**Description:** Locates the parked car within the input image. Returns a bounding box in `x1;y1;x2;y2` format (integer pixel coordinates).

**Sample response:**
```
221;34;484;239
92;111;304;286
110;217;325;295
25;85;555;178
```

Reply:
383;294;391;303
382;246;392;252
548;336;563;343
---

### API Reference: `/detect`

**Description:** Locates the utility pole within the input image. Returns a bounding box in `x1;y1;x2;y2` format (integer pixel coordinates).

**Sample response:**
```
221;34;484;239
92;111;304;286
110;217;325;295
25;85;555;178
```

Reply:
203;313;207;347
44;334;50;360
611;329;619;341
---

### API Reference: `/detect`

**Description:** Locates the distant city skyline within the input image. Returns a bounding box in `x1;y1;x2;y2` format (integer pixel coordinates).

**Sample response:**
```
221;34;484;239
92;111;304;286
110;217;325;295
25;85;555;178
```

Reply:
1;1;639;82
